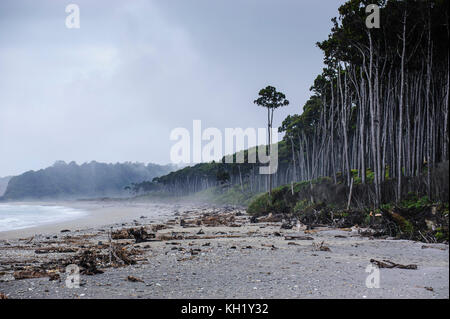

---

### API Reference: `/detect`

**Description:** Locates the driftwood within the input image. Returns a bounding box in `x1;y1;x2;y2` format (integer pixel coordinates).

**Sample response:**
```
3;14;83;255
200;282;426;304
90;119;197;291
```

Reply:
77;250;104;275
312;241;331;252
111;227;156;243
370;259;418;269
13;270;48;280
128;228;155;243
284;235;314;241
421;245;447;251
34;247;78;254
127;275;144;283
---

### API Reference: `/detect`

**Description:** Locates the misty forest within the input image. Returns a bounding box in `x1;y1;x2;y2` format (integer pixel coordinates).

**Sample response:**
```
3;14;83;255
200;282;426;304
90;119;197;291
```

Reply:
148;0;448;199
1;0;448;242
130;0;449;242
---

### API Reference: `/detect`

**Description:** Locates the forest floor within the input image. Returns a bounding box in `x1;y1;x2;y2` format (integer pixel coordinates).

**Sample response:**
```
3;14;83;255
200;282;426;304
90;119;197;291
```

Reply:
0;203;448;299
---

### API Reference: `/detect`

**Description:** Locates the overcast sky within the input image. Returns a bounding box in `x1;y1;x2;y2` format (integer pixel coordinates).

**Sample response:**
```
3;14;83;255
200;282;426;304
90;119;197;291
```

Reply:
0;0;343;177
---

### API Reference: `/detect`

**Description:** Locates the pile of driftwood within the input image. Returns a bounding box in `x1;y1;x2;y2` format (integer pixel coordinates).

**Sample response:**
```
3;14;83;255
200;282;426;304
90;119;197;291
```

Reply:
370;259;418;269
13;268;61;281
180;212;243;228
111;227;156;243
69;244;140;275
312;241;331;252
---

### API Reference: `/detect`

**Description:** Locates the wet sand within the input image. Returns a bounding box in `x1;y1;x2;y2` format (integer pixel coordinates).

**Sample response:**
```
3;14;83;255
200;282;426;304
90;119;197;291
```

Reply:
0;201;178;240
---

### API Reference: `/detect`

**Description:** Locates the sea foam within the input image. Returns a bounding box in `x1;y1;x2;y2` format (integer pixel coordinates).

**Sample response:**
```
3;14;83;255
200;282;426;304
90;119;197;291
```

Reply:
0;204;87;232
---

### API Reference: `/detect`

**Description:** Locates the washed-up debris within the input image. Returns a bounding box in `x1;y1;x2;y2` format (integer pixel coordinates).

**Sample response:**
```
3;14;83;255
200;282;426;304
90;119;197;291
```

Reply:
150;224;169;232
112;246;139;265
201;214;236;226
190;248;201;255
284;235;314;241
127;275;144;283
157;233;184;241
424;286;434;291
280;222;293;230
258;213;283;223
112;227;156;243
421;245;447;251
166;242;181;245
67;244;138;275
261;244;277;250
75;250;105;275
312;241;331;252
13;270;48;280
128;228;155;243
358;228;382;237
157;232;242;241
60;229;71;233
0;293;8;299
111;229;132;239
18;236;35;244
48;272;60;281
35;247;78;254
287;242;300;246
370;259;418;269
197;229;205;235
334;235;347;238
177;256;196;262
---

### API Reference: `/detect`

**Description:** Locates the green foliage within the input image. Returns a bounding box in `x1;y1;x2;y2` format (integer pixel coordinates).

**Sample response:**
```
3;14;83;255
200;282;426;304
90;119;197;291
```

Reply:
247;193;271;216
380;203;393;211
247;177;337;216
401;195;431;209
293;199;310;213
254;86;289;110
435;229;447;242
188;185;256;206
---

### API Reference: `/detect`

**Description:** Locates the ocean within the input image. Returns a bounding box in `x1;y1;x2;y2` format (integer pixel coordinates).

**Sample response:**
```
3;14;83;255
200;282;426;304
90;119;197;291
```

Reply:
0;204;88;232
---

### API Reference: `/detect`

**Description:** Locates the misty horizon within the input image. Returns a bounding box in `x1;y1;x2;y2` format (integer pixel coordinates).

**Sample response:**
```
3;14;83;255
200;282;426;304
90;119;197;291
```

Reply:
0;0;342;176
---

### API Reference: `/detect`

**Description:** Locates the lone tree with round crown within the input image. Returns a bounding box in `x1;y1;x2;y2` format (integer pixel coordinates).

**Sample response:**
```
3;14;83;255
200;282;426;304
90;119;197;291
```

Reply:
254;85;289;196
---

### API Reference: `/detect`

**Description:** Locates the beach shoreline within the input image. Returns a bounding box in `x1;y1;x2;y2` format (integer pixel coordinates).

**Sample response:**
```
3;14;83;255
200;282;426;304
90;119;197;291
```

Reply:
0;201;448;299
0;201;179;240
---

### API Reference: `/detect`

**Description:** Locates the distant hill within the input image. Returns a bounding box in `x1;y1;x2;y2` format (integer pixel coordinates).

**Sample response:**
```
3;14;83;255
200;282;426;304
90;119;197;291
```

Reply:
0;176;12;196
1;161;175;200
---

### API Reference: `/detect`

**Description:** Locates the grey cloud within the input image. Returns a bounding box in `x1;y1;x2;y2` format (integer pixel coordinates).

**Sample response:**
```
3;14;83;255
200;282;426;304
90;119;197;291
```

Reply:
0;0;342;176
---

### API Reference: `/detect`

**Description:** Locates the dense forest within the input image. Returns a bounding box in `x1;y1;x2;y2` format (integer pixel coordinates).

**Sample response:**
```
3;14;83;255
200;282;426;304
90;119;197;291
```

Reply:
142;0;448;209
280;0;449;206
1;161;175;200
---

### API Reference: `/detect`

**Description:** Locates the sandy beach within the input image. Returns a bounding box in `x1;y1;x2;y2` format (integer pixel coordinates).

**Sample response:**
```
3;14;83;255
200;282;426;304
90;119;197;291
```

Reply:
0;201;178;240
0;201;448;299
